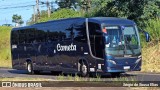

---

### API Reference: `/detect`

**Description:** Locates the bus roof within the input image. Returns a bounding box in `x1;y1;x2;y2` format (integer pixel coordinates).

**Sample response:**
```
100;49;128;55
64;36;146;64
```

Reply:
12;17;135;31
12;17;84;30
89;17;135;25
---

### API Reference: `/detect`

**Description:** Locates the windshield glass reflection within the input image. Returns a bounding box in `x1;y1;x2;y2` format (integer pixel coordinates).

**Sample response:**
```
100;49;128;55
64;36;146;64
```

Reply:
104;26;140;56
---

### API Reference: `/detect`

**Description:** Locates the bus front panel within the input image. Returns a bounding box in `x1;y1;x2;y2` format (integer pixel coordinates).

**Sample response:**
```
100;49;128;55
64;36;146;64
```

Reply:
103;25;141;73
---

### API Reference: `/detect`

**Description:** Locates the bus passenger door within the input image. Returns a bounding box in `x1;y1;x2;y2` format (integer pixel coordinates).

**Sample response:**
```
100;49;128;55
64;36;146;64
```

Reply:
88;22;104;59
88;22;105;72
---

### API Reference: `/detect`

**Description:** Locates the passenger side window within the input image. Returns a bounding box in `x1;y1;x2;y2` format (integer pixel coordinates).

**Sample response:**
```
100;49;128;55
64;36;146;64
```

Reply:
26;28;36;44
11;30;19;44
46;21;73;42
18;30;26;44
73;22;87;43
35;28;47;43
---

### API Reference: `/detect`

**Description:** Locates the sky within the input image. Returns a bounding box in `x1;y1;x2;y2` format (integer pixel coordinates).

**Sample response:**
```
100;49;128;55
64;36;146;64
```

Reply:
0;0;58;26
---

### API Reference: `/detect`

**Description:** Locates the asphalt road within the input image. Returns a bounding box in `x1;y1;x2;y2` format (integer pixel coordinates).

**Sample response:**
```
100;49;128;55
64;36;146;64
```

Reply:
0;68;159;81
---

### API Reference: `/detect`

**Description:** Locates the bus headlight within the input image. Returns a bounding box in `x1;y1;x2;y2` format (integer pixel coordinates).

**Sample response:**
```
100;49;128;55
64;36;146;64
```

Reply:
107;60;116;65
135;58;141;64
138;55;142;58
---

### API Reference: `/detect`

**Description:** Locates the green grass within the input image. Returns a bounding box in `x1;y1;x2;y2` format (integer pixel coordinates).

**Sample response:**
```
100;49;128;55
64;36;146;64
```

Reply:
56;74;137;81
110;76;136;82
56;74;102;81
142;44;160;72
0;77;51;81
0;26;12;68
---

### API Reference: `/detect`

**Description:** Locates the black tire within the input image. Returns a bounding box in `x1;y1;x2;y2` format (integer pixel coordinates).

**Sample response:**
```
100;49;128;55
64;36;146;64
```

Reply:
51;71;62;75
111;72;121;77
27;62;34;74
80;61;89;77
34;70;40;74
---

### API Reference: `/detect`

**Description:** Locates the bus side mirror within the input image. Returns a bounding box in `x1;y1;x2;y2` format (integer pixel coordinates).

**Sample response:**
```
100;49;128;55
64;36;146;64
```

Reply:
138;28;150;42
144;32;150;42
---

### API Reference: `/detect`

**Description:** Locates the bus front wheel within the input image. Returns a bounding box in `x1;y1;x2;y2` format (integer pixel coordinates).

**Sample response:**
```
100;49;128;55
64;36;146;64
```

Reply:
27;62;34;74
80;61;89;77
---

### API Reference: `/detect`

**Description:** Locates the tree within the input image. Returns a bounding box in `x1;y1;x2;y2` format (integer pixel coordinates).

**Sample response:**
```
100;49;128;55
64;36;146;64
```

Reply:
91;0;160;27
38;9;82;23
56;0;79;9
12;14;24;27
84;0;110;17
2;24;13;27
27;10;47;25
27;9;82;25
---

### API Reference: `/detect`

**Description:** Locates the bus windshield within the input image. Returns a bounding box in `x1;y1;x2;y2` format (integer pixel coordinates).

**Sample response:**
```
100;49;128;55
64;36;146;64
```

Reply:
104;26;141;56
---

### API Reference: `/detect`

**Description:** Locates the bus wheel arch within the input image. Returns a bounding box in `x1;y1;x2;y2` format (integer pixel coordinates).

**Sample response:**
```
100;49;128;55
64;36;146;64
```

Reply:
78;58;89;77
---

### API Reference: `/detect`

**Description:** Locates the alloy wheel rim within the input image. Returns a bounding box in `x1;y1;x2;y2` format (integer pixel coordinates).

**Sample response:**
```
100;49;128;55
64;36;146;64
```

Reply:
28;64;31;72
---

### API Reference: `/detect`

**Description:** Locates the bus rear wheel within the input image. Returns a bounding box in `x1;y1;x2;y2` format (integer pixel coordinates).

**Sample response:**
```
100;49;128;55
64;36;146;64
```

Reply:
27;62;34;74
80;61;89;77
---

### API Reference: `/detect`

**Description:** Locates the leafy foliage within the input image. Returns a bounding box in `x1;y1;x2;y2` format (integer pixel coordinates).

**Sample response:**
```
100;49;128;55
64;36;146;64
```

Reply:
84;0;110;17
27;10;47;25
12;14;24;26
55;0;92;13
37;9;82;23
56;0;79;9
89;0;160;28
145;18;160;41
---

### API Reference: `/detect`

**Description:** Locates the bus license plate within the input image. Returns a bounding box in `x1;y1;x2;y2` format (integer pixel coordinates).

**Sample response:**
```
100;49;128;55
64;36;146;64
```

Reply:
124;66;130;70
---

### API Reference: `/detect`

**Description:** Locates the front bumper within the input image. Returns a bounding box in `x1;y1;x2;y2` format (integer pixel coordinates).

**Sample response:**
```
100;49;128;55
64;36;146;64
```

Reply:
105;56;142;73
106;64;141;73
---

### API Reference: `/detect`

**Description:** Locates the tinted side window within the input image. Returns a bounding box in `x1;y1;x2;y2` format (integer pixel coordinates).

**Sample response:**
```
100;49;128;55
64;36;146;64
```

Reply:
47;30;59;42
11;30;19;44
18;29;26;44
26;28;36;44
47;20;74;42
73;21;87;43
35;28;47;43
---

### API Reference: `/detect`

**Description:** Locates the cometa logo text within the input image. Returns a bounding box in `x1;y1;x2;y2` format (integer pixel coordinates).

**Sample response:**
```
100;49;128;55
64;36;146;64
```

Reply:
57;43;76;51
